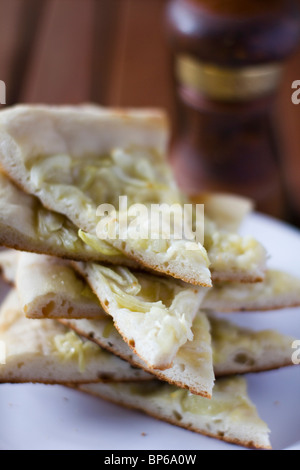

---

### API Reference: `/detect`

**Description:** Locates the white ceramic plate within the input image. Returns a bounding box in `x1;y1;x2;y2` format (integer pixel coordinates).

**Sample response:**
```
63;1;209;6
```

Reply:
0;212;299;450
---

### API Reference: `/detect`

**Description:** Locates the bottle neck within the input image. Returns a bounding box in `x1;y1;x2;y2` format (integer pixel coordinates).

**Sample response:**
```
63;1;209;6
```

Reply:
167;0;300;66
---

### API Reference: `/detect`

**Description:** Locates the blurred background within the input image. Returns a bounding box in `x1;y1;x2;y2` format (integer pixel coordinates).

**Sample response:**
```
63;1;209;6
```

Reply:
1;0;300;224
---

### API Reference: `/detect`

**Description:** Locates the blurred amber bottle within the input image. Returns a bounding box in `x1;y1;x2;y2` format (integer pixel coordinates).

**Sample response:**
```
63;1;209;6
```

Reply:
166;0;300;218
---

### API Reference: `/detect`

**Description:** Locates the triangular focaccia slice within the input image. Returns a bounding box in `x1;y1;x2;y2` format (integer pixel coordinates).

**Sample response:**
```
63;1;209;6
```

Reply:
0;169;265;286
209;315;296;376
73;262;207;370
0;290;152;384
0;174;206;284
16;253;106;320
205;270;300;312
61;311;296;382
0;105;268;286
0;173;135;266
0;105;212;287
62;313;214;398
77;377;271;450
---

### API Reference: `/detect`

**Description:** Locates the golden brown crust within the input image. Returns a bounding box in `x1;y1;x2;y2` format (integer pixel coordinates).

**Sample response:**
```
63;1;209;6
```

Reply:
112;321;174;372
0;231;138;266
71;262;212;375
108;248;212;288
61;319;296;392
59;320;212;398
75;386;271;450
70;262;153;366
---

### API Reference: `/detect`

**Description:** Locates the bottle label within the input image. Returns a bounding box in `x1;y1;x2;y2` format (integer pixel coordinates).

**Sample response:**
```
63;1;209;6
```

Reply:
176;55;283;101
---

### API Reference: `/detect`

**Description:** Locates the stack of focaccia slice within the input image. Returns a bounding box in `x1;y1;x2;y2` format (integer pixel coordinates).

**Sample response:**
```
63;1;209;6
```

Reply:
0;105;299;450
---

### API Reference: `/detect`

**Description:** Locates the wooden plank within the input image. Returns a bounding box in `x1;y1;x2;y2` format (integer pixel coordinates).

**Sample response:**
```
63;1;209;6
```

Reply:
0;0;23;103
21;0;94;104
107;0;176;130
0;0;44;104
91;0;122;105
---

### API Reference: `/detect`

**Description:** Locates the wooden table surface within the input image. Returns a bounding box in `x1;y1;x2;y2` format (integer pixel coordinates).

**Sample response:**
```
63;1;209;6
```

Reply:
1;0;300;223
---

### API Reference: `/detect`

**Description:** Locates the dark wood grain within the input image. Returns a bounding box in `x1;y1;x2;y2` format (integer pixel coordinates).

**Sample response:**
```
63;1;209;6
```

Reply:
21;0;94;104
91;0;122;105
0;0;24;102
0;0;45;104
102;0;176;130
